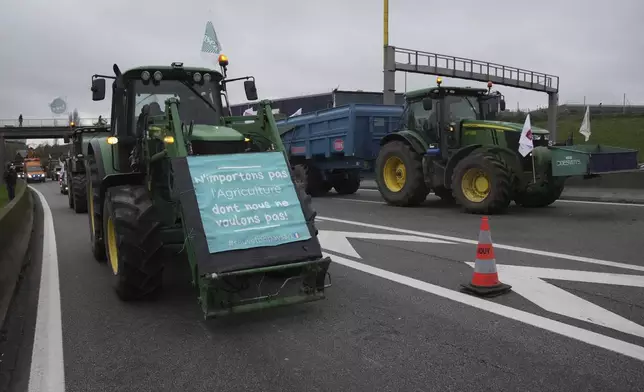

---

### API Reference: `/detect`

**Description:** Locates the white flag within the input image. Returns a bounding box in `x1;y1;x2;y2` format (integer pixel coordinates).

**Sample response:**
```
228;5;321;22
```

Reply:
243;108;256;116
290;108;302;117
518;114;534;157
579;106;591;142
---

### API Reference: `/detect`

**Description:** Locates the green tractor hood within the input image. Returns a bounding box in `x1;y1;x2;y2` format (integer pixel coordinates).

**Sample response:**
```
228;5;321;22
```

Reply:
462;119;549;135
188;124;245;142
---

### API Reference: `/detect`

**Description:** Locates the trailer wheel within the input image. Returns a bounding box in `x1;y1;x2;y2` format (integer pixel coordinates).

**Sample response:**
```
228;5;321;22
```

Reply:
332;170;361;195
103;185;164;301
514;169;566;208
375;141;429;206
72;173;88;213
296;163;331;197
451;153;513;214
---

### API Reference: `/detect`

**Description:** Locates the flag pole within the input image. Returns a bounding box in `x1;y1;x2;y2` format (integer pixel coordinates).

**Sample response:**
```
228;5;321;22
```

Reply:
531;152;536;183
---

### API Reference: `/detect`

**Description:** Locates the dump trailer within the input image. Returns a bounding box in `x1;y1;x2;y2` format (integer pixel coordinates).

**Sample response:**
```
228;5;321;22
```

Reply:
63;126;111;213
277;104;403;196
375;78;639;214
87;57;331;318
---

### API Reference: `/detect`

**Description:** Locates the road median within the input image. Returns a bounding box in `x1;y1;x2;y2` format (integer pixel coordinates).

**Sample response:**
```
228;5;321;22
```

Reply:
0;180;34;326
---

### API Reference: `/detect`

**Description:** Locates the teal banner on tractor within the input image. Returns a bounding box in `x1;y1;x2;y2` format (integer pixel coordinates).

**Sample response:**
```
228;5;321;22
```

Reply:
187;152;311;254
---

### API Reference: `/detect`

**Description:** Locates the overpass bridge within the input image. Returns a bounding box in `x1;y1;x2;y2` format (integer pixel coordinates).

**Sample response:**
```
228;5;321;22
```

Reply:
0;117;110;180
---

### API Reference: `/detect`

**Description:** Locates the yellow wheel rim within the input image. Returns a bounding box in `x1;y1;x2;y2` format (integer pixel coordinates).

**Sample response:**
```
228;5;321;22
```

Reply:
382;156;406;192
461;168;491;203
89;181;95;234
106;216;119;275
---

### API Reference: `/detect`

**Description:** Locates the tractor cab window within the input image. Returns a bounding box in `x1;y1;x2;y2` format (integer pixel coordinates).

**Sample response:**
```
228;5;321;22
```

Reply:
131;79;222;134
404;99;439;141
443;95;480;122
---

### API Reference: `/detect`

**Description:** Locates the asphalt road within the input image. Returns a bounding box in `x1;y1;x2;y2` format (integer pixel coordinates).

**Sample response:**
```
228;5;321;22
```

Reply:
4;182;644;392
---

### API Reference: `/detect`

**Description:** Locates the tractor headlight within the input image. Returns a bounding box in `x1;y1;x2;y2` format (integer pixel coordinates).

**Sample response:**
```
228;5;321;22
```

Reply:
141;71;151;81
193;72;202;83
153;71;163;82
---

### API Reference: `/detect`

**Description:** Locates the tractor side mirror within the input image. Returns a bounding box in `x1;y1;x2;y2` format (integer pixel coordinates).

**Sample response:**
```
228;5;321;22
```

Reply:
422;97;433;111
244;80;259;101
91;79;106;101
500;99;506;112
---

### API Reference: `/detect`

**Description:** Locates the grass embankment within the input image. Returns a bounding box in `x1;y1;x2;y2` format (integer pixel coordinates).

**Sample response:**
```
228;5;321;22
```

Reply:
532;114;644;155
0;182;25;209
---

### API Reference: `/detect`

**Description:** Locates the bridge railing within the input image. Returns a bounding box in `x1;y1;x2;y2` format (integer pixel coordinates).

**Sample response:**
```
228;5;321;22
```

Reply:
0;118;111;128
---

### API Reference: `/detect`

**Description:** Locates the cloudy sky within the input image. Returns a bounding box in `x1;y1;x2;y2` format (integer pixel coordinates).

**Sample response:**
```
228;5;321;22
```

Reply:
0;0;642;142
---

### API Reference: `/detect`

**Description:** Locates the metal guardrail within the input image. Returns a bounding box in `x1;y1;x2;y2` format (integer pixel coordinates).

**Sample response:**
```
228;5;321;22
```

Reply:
0;118;111;128
393;47;560;93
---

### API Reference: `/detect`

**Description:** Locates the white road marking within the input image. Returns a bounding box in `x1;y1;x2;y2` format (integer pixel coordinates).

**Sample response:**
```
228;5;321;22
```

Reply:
28;187;65;392
317;216;644;272
318;230;455;258
466;263;644;338
356;187;644;207
324;252;644;362
328;198;384;204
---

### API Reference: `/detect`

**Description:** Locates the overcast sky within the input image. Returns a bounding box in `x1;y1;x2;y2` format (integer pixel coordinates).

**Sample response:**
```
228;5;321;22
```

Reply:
1;0;642;140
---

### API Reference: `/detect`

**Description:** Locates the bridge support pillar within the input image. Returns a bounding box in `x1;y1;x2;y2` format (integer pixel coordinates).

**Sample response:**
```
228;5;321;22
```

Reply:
547;92;559;143
383;45;396;105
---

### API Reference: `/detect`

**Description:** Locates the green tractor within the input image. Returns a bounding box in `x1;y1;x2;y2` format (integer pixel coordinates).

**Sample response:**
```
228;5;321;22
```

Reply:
376;78;639;214
86;57;331;318
64;126;111;213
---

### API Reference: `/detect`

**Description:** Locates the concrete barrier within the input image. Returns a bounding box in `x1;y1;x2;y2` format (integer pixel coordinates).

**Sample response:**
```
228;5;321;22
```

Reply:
0;180;34;325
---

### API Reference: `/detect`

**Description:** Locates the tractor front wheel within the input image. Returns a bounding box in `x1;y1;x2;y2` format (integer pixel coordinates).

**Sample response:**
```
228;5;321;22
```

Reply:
375;141;428;206
72;173;88;213
103;185;165;301
451;153;513;214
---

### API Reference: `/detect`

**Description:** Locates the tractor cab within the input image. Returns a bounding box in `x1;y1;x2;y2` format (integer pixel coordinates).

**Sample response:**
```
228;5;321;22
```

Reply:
400;78;507;161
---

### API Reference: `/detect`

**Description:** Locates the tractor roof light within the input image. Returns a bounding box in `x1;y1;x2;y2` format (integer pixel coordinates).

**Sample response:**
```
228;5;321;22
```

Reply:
193;72;202;83
141;71;151;81
153;71;163;82
106;136;119;145
203;73;212;83
218;54;229;67
436;77;442;87
163;135;175;144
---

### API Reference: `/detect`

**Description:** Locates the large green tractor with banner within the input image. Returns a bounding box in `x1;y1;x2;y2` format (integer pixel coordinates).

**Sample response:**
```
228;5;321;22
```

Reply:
375;78;639;214
85;56;331;318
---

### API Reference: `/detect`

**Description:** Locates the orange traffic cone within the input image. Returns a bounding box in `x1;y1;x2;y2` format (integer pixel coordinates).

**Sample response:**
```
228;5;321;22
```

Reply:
461;216;512;297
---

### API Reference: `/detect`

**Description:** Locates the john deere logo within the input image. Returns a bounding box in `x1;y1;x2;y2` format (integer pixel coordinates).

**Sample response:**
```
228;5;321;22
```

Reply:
556;155;582;166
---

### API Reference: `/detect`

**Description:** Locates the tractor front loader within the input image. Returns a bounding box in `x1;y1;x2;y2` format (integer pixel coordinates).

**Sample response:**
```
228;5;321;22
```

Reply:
86;58;331;318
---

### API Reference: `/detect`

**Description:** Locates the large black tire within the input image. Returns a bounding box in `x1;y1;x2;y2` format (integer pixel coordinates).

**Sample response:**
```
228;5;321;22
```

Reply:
514;174;565;208
103;185;164;301
332;170;361;195
66;170;74;209
294;163;332;197
72;173;88;213
451;153;513;214
87;156;106;262
375;141;429;206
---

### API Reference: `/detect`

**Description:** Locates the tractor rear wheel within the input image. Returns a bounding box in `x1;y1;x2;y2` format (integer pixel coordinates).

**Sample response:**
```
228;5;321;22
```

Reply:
72;173;88;213
103;185;164;301
451;153;513;214
375;141;429;206
332;170;361;195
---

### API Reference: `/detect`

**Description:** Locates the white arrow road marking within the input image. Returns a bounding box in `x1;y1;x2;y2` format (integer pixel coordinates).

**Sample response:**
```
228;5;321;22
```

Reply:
318;230;456;258
325;253;644;362
317;216;644;272
466;263;644;338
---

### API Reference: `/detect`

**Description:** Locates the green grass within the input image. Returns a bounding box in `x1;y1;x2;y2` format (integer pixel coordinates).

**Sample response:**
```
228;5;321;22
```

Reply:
532;114;644;155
